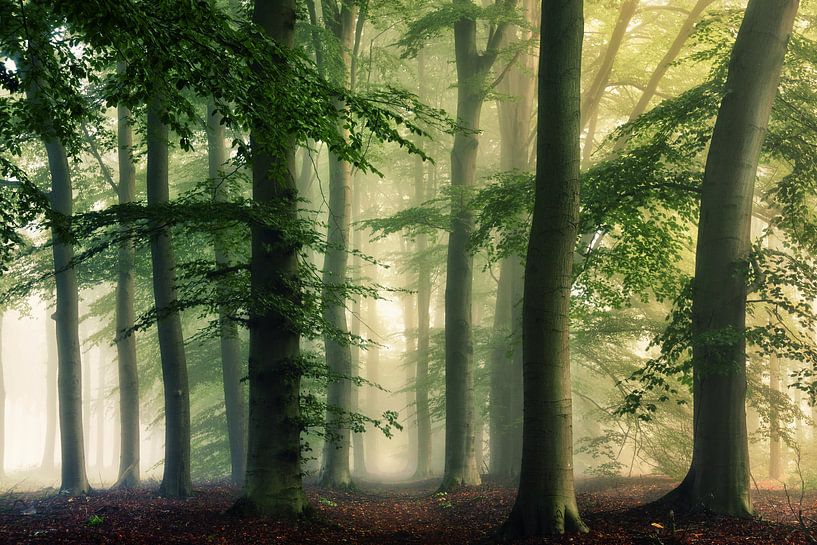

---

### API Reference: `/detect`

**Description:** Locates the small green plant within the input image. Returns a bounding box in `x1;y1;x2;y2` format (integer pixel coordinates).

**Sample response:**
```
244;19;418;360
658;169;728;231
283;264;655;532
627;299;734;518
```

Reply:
318;497;338;508
433;491;452;509
86;514;104;527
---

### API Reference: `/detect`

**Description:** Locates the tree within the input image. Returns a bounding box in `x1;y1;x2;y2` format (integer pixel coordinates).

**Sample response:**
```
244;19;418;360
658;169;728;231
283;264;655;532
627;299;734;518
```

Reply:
232;0;309;516
440;0;517;491
146;96;193;498
489;0;536;481
41;311;58;472
22;19;90;494
316;0;359;490
114;95;141;488
502;0;586;535
661;0;799;516
206;101;248;486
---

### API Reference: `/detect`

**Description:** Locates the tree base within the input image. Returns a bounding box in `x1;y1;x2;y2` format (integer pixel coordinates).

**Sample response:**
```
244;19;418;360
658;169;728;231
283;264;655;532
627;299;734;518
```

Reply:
501;499;588;538
652;473;753;518
227;495;312;519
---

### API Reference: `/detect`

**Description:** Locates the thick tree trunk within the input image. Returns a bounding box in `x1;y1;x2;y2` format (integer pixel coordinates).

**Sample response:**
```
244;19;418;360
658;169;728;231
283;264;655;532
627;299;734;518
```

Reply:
42;312;58;471
320;0;357;490
115;100;141;488
503;0;586;536
233;0;308;517
769;352;782;480
661;0;798;516
207;101;249;486
146;97;193;498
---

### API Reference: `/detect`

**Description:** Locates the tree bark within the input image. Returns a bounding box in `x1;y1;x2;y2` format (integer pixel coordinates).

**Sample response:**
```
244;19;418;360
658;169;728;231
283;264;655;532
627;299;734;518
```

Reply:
146;97;193;498
503;0;586;535
413;59;433;477
319;0;358;489
0;316;4;481
350;170;366;478
769;351;782;480
661;0;798;516
25;38;90;491
95;350;105;469
115;99;141;488
42;311;58;471
232;0;308;517
207;101;249;486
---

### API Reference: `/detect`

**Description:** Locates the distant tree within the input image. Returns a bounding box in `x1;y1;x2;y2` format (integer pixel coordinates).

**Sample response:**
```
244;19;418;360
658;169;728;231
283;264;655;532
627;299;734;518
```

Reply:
146;95;193;498
206;101;248;486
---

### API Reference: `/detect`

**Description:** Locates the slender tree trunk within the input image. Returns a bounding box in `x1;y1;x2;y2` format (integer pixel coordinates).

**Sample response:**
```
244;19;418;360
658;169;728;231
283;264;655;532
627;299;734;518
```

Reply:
115;100;141;488
146;97;193;498
769;351;782;480
360;295;380;473
0;317;4;481
42;312;58;471
27;46;90;491
610;0;715;153
233;0;308;517
350;178;368;478
441;0;515;489
82;350;91;457
490;0;535;478
207;101;249;485
661;0;798;516
581;0;638;130
503;0;586;535
320;0;358;489
625;0;715;123
442;83;482;491
95;350;105;469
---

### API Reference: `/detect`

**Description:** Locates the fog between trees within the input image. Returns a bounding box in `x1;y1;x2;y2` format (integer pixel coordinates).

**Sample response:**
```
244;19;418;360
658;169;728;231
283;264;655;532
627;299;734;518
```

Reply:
1;0;817;540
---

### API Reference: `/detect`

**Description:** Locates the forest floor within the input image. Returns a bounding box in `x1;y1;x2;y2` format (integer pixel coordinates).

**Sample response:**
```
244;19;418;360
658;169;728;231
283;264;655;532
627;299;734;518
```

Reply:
0;476;815;544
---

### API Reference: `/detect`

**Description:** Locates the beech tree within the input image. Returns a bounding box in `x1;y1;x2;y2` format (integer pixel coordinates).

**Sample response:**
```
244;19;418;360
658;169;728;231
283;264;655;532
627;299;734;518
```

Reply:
661;0;799;516
503;0;585;535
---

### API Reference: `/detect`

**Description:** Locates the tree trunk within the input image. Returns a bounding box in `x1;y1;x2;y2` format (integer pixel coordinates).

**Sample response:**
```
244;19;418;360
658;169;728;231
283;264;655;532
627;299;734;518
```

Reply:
146;97;193;498
115;99;141;488
364;297;381;473
95;350;105;469
207;101;248;486
42;312;58;471
490;0;535;478
0;317;4;481
661;0;798;516
503;0;586;535
769;351;782;480
233;0;308;517
610;0;715;153
27;54;90;491
350;170;366;478
319;0;357;490
441;0;515;489
441;71;482;492
625;0;715;123
414;160;433;478
581;0;638;130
